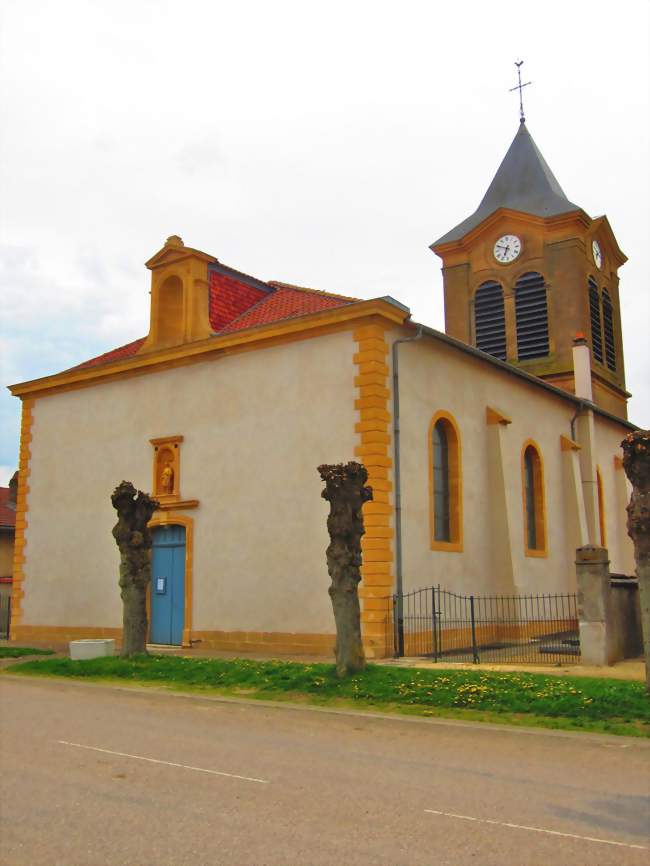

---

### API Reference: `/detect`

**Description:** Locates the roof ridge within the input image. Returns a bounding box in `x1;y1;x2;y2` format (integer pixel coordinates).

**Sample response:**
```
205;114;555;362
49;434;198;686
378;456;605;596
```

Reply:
266;280;359;302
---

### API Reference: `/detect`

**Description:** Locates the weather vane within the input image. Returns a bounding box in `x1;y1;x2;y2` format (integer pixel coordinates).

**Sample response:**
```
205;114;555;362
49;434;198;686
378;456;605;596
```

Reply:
510;60;532;124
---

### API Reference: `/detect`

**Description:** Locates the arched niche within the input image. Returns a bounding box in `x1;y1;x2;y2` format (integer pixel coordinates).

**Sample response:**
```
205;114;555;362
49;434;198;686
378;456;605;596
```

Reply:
151;435;183;500
156;275;184;344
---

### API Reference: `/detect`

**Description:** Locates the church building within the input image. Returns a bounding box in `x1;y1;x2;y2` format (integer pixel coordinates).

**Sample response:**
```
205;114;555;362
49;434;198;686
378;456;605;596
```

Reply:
8;121;636;658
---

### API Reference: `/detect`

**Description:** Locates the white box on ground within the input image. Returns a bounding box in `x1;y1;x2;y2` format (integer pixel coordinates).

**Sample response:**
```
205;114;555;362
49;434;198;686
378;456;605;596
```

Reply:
69;639;115;660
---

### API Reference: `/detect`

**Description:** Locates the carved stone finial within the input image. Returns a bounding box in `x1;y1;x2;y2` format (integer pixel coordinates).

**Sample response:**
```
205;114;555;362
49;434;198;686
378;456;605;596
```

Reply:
165;235;184;248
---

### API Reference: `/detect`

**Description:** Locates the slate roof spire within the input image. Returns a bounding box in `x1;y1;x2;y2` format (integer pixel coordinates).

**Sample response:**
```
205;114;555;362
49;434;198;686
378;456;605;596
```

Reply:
432;123;580;246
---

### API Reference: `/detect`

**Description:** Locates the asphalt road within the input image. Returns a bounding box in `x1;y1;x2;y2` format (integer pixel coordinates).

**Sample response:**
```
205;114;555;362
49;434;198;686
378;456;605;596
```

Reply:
1;676;649;866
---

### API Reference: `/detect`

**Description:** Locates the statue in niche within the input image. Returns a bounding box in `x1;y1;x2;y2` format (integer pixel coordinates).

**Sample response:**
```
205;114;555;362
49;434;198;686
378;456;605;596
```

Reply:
161;462;174;494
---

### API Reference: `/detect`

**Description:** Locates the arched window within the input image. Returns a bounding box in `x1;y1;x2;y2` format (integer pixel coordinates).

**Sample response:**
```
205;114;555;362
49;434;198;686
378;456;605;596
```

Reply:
515;272;549;360
588;277;603;363
521;442;547;556
602;289;616;371
596;467;607;547
474;281;506;361
429;413;462;551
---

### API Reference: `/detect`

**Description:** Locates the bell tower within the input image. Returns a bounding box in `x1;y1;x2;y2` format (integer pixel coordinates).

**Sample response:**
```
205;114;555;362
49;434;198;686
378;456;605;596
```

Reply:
430;122;629;419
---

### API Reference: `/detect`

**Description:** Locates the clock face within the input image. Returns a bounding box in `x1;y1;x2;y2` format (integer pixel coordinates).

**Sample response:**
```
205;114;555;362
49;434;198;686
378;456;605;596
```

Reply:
592;240;603;269
494;234;522;264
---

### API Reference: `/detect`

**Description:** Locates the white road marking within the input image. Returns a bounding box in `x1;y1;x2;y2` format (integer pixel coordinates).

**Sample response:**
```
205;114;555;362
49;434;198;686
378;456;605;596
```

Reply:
424;809;648;851
58;740;269;784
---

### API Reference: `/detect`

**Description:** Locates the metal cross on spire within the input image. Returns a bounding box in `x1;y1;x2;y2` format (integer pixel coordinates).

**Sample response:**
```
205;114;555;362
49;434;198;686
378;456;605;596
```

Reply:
510;60;532;124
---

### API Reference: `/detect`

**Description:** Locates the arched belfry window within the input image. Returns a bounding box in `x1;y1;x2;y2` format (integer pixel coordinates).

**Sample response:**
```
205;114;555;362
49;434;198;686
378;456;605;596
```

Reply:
429;412;462;551
588;277;603;364
521;442;547;556
514;272;549;360
474;281;506;361
602;289;616;371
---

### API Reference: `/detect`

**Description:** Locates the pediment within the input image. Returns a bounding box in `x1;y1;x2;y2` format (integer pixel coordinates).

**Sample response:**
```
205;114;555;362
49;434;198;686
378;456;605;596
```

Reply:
591;216;627;269
146;236;216;270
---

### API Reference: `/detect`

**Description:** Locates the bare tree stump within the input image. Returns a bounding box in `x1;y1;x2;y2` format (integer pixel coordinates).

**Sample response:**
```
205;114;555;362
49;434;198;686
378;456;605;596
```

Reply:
621;430;650;692
318;461;372;677
111;481;159;657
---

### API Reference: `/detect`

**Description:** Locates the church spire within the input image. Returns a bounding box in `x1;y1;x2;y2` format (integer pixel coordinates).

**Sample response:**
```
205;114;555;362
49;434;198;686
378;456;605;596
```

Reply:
431;124;580;247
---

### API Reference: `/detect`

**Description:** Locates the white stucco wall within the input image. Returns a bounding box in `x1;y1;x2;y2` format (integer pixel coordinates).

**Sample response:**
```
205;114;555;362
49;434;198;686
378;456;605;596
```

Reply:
392;332;634;598
22;329;357;633
593;415;635;575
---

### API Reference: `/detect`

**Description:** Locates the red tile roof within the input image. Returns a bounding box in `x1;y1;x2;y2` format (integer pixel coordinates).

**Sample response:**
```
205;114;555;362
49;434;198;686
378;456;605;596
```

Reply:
75;337;146;369
218;284;355;334
0;487;16;529
74;270;358;369
209;271;268;331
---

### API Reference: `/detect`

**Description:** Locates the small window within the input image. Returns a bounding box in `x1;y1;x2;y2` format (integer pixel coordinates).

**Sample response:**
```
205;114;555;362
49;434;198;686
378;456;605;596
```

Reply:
602;289;616;371
522;442;546;556
429;413;462;551
515;272;549;360
597;467;607;547
474;281;506;361
588;277;603;363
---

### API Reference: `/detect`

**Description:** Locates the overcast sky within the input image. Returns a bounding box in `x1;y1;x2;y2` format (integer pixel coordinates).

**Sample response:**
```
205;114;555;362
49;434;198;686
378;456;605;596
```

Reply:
1;0;648;485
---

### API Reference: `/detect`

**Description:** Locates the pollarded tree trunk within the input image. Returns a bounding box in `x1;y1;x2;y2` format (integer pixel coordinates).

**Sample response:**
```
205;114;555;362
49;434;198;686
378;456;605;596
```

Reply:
111;481;159;657
318;461;373;678
621;430;650;693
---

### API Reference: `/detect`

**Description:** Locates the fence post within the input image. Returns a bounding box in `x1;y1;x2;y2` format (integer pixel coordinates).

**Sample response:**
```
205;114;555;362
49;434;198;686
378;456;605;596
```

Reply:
576;545;616;665
392;595;399;658
431;586;437;660
470;595;479;664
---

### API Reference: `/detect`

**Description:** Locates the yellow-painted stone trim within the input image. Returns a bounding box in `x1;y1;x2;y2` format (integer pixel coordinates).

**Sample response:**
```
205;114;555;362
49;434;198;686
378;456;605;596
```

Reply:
521;439;548;558
353;323;394;659
560;434;581;452
10;625;335;656
10;302;408;400
613;455;624;470
9;399;34;637
191;630;335;655
148;513;195;647
155;499;199;511
486;406;512;426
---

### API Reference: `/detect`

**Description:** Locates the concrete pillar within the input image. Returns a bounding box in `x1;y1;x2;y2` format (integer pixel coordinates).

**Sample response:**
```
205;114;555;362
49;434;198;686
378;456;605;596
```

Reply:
485;407;517;594
561;436;588;561
575;410;599;545
576;545;615;665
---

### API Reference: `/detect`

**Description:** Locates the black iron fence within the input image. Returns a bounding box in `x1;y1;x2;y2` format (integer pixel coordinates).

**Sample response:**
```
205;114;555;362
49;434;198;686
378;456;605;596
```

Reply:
0;595;11;639
393;586;580;665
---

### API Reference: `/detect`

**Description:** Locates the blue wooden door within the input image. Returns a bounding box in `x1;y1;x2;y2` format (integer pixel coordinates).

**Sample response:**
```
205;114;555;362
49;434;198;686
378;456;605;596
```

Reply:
151;525;186;645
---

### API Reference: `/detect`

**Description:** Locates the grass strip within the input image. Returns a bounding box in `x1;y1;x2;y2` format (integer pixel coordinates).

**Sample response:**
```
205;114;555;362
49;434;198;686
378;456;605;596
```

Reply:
0;647;54;658
6;655;649;737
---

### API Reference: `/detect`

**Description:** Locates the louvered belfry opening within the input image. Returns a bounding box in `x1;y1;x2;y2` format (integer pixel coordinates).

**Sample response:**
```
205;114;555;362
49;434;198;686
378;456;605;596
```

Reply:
602;289;616;370
515;271;549;360
588;277;603;363
474;280;506;361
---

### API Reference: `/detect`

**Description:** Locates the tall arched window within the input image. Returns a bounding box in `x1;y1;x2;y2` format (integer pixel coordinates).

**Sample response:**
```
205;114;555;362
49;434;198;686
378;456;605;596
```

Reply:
602;289;616;371
515;272;549;360
474;281;506;361
429;412;462;551
588;277;603;363
521;441;547;556
596;467;607;547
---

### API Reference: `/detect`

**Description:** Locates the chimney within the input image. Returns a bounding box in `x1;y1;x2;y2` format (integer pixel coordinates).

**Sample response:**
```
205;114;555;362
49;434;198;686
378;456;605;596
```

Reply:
572;332;593;401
